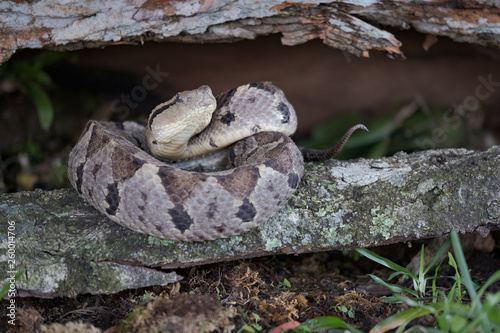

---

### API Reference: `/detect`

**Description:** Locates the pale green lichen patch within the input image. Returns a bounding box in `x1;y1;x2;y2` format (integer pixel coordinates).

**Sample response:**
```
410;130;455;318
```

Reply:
315;208;327;217
147;235;172;247
315;205;337;217
320;209;352;245
257;199;350;250
322;227;338;240
338;232;353;245
316;184;331;200
369;206;395;240
221;235;246;253
259;206;303;250
265;238;282;250
417;178;435;194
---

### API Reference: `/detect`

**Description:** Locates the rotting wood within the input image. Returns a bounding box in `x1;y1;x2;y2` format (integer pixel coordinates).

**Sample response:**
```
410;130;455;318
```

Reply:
1;146;499;297
1;1;500;64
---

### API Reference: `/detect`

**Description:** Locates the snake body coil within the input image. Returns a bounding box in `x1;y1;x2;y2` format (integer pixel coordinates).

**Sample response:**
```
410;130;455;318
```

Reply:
68;82;365;241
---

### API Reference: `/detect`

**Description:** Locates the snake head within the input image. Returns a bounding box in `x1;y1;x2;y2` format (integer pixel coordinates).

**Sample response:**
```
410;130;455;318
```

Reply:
146;85;217;160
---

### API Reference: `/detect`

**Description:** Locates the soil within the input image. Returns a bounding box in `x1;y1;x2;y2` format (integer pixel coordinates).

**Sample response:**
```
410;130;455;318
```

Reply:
2;239;500;332
1;28;499;332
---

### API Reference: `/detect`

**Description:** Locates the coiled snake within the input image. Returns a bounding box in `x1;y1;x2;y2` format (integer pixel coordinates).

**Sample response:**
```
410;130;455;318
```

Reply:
68;82;366;241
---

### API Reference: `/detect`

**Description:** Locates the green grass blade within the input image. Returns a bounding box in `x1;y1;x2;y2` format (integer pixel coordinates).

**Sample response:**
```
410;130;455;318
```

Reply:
474;270;500;304
378;296;403;303
367;274;418;297
387;271;407;281
423;237;451;275
431;266;438;301
450;231;491;333
459;312;489;333
356;248;417;280
450;232;476;299
0;279;11;300
417;244;426;295
437;293;451;331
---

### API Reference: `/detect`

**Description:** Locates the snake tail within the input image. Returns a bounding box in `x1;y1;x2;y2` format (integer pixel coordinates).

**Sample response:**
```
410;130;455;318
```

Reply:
300;124;368;161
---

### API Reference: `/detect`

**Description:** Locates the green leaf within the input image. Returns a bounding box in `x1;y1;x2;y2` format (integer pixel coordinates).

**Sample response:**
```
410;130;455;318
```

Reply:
239;324;255;333
484;292;500;325
295;316;362;333
25;82;53;130
370;308;430;333
417;244;425;294
449;314;468;332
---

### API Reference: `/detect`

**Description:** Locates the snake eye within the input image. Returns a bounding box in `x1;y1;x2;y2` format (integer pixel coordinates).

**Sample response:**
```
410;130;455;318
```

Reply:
152;140;157;145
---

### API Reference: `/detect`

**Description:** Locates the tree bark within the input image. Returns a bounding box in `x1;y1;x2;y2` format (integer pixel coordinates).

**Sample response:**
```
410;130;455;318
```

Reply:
1;0;500;64
1;146;499;298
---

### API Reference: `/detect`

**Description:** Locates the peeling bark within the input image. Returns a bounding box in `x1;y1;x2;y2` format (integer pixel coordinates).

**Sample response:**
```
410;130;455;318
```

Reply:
1;1;500;64
1;146;499;297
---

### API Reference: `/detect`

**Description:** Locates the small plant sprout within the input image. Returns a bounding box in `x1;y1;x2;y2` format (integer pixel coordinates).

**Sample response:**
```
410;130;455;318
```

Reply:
238;311;262;333
141;293;153;302
278;278;291;290
334;305;355;319
215;286;223;300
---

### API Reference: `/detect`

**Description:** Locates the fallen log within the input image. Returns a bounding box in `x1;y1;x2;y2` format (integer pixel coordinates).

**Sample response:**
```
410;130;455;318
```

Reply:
1;1;500;63
1;145;499;297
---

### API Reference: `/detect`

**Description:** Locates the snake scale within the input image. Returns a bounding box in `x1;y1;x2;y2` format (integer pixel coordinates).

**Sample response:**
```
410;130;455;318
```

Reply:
68;82;366;242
